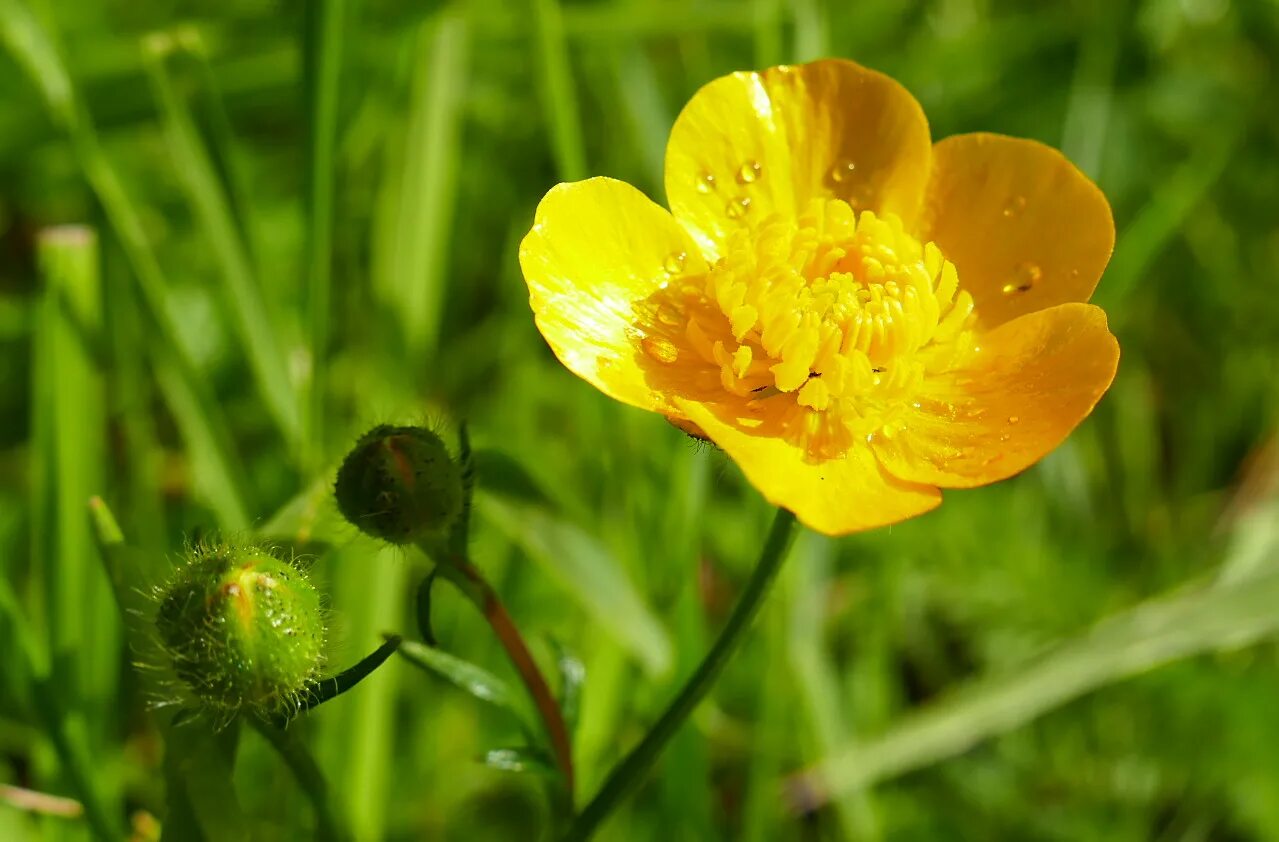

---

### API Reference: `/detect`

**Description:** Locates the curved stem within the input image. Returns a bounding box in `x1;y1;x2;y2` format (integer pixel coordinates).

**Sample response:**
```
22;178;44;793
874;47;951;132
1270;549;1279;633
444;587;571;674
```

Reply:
252;718;345;842
562;508;798;842
434;557;576;799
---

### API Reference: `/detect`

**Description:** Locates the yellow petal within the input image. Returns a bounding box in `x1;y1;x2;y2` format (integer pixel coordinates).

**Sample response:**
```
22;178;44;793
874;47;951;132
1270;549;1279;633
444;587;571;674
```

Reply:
871;303;1119;488
665;59;932;260
922;133;1114;329
675;399;941;536
520;177;707;413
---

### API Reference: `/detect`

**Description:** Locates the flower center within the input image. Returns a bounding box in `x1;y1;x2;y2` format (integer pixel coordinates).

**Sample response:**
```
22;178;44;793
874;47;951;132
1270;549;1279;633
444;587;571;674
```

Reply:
641;199;977;460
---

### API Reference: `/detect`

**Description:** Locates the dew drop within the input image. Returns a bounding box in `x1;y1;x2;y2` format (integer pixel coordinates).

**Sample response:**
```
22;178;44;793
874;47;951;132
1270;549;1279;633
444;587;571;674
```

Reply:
828;159;856;184
696;171;717;194
663;251;687;275
726;196;752;219
1007;415;1019;424
641;336;679;365
656;304;683;327
1001;261;1042;295
736;160;762;184
1002;195;1027;218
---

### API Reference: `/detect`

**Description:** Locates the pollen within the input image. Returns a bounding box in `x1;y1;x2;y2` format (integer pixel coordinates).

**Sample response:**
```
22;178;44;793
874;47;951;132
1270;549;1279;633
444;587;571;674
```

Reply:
662;199;976;460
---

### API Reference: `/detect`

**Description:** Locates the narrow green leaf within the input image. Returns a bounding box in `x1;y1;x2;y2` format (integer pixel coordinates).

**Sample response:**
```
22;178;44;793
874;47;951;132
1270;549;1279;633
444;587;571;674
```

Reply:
397;639;523;719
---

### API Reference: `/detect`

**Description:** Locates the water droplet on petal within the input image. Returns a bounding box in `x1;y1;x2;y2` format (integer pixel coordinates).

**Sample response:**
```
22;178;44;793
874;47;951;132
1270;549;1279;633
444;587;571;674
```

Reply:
655;304;683;327
641;336;679;365
828;159;856;184
696;171;716;194
1007;415;1019;424
726;196;752;219
1002;195;1027;218
736;160;762;184
1001;261;1042;295
663;251;687;275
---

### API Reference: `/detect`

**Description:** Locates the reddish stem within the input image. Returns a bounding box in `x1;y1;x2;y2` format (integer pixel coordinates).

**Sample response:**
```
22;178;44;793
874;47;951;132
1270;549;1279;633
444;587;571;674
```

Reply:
452;560;575;798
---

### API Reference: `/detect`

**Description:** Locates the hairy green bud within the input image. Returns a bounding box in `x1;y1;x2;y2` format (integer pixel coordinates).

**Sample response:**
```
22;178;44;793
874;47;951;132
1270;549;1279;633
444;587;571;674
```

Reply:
154;543;325;718
334;424;463;544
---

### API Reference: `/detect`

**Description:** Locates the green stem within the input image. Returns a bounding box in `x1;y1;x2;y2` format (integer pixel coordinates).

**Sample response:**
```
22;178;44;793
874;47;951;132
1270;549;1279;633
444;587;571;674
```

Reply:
253;719;346;842
562;508;798;842
284;635;403;723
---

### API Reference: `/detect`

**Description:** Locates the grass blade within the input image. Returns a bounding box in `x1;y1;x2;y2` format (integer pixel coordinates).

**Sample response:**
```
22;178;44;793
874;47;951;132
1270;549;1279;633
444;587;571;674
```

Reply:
790;564;1279;807
35;226;123;818
144;35;301;450
532;0;587;180
315;545;406;840
302;0;347;467
372;10;469;360
398;639;527;725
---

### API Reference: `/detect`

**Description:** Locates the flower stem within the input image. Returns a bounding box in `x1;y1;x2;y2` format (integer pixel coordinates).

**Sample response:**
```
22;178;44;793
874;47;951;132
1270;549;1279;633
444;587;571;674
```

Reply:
561;507;798;842
432;555;576;799
252;718;346;842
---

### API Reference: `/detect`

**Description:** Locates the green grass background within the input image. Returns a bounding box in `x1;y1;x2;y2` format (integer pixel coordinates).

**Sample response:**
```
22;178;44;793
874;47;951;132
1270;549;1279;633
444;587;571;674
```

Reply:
3;0;1279;839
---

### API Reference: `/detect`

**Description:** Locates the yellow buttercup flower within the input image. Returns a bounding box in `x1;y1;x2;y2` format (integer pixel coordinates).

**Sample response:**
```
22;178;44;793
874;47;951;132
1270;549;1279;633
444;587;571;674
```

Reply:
520;59;1119;536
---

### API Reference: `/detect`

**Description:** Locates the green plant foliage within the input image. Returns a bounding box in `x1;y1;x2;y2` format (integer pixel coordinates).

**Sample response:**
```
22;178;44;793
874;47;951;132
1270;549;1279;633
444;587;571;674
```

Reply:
2;0;1279;840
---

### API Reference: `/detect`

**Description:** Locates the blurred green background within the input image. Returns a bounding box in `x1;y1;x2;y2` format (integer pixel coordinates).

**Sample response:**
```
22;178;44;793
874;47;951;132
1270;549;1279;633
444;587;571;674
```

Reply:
3;0;1279;839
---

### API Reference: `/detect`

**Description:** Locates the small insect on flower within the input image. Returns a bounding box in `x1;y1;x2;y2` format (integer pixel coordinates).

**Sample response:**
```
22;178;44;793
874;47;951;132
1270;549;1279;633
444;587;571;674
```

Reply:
520;58;1119;535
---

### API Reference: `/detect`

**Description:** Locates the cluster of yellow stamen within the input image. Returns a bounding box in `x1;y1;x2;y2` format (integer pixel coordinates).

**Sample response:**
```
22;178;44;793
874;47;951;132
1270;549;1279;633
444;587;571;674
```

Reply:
668;199;975;459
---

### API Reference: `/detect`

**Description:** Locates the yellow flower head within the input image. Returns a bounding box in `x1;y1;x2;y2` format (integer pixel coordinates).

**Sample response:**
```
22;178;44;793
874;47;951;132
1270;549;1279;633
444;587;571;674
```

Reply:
520;59;1118;536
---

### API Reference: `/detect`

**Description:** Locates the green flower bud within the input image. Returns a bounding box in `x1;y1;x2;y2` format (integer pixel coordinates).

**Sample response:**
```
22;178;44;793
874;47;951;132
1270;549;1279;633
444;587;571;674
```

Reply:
154;543;325;718
334;424;463;544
